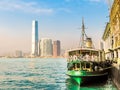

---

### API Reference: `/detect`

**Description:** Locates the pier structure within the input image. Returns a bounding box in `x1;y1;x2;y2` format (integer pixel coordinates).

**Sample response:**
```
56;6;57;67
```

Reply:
102;0;120;89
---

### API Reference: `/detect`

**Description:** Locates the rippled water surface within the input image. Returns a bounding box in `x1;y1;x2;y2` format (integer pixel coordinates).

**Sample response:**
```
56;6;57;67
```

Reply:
0;58;117;90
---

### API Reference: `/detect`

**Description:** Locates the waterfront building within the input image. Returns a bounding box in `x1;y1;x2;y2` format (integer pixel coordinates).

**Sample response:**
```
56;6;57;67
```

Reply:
103;1;120;89
23;52;31;58
38;40;41;56
40;38;53;57
31;20;39;56
99;41;105;61
15;50;23;58
99;41;104;50
102;0;120;63
110;0;120;63
102;23;113;60
53;40;61;57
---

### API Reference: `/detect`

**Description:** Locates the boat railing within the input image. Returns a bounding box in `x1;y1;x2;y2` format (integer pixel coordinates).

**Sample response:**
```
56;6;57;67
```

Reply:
67;55;99;63
67;59;112;72
67;60;94;72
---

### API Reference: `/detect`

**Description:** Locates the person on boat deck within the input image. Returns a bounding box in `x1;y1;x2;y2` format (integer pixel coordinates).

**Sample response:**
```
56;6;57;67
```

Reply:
68;56;71;62
70;55;73;61
94;65;99;71
85;54;90;61
79;54;83;60
91;54;95;61
74;64;79;70
76;54;80;60
94;55;98;61
73;55;77;60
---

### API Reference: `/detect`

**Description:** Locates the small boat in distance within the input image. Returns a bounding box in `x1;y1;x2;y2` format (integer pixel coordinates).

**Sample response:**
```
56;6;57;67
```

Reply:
66;18;112;85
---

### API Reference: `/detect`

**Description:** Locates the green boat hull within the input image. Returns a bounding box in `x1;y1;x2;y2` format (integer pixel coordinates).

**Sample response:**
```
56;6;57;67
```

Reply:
66;70;108;85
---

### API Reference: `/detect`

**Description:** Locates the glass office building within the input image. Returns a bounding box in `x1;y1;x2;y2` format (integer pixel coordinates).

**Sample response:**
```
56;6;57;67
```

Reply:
31;20;38;56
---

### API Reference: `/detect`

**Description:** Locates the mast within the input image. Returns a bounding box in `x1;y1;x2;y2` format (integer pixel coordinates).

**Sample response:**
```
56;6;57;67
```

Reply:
79;18;93;49
81;18;85;48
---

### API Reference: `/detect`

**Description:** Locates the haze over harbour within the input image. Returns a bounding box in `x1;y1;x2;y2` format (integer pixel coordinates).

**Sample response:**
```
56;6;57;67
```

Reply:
0;0;114;55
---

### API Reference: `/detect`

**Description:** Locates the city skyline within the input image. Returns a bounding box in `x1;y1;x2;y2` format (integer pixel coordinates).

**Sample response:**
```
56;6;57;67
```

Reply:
0;0;113;55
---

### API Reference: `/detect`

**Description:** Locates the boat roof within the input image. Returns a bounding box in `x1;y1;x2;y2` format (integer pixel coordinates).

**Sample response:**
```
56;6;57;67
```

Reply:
67;47;101;52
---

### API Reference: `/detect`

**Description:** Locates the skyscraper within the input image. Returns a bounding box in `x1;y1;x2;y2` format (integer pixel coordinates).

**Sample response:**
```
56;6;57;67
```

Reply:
31;20;38;56
53;40;61;57
40;38;53;57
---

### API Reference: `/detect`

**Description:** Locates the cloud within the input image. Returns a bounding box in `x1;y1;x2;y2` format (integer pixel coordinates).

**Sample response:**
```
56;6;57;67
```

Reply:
0;0;54;14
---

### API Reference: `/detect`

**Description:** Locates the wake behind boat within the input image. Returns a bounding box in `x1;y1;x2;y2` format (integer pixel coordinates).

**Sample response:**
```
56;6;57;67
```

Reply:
66;18;112;85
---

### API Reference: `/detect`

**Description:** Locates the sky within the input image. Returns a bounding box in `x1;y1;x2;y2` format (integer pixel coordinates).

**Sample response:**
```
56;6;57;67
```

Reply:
0;0;113;55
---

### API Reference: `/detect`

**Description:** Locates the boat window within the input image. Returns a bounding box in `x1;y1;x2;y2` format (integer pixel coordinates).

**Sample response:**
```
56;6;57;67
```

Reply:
86;63;90;68
77;63;80;68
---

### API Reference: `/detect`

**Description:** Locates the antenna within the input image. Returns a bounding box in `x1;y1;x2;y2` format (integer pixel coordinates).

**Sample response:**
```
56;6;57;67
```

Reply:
81;17;85;48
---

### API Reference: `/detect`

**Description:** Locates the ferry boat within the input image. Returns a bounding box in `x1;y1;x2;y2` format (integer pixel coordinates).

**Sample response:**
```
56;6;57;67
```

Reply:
66;18;112;85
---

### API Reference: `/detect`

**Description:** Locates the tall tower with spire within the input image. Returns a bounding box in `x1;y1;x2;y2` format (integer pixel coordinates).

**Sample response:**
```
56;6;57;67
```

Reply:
31;20;39;56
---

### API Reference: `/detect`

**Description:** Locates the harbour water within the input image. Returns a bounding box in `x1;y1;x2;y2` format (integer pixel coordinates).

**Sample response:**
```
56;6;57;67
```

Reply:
0;58;117;90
